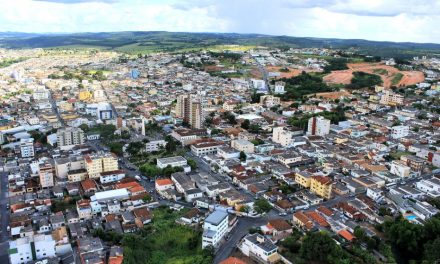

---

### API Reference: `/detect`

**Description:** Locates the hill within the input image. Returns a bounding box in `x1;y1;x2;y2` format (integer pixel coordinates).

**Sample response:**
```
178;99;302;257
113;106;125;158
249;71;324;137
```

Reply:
1;31;440;58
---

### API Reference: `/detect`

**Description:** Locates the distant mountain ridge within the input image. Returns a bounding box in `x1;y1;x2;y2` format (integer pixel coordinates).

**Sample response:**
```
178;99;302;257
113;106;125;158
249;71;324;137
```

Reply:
1;31;439;58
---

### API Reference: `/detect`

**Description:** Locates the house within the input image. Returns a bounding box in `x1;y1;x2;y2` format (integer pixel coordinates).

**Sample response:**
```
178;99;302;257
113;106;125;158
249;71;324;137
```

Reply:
261;219;292;240
239;234;280;264
180;208;202;225
155;178;174;192
132;207;152;225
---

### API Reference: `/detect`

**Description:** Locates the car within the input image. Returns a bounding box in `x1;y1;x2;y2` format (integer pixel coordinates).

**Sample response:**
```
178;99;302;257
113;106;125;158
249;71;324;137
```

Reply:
278;212;287;216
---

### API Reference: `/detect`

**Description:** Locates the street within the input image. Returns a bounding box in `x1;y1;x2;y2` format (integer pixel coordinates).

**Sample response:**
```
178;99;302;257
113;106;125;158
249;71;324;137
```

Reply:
0;172;10;264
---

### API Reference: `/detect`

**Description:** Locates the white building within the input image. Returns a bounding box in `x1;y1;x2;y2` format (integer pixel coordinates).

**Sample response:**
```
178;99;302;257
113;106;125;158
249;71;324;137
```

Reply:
202;210;229;249
415;178;440;197
239;234;279;263
307;116;330;136
20;138;34;158
391;125;409;139
145;140;167;152
156;156;187;169
231;139;255;154
99;170;125;184
272;127;294;146
274;81;285;94
251;79;266;90
390;161;411;178
32;86;50;100
9;234;56;264
217;146;240;160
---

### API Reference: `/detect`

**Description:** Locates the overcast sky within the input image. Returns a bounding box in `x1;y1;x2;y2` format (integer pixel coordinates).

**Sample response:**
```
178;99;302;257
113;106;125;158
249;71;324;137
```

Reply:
0;0;439;43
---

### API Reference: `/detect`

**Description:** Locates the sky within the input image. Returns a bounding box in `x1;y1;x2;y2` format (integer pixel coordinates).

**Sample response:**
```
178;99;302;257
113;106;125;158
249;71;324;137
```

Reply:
0;0;439;43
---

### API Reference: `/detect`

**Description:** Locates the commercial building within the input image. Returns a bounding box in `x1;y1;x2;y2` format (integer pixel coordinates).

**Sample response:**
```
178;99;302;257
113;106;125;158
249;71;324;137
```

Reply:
190;139;224;157
202;210;229;249
307;116;330;136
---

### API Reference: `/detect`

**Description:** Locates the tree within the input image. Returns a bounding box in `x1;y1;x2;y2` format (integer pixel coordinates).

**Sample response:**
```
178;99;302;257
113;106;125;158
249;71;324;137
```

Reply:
300;232;343;263
187;159;197;170
108;142;123;156
239;151;247;162
241;119;250;130
139;163;161;178
253;199;271;214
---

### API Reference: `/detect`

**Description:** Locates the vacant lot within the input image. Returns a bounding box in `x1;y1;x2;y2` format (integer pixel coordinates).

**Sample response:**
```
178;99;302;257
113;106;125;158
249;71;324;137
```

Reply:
323;62;424;88
266;66;319;78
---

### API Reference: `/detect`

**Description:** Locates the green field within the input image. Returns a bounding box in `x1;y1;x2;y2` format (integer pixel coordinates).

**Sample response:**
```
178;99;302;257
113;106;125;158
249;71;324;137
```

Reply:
2;31;440;58
391;73;404;85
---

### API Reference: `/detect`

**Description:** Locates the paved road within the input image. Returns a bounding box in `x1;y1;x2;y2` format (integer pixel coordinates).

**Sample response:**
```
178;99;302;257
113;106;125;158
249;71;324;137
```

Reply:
0;172;10;264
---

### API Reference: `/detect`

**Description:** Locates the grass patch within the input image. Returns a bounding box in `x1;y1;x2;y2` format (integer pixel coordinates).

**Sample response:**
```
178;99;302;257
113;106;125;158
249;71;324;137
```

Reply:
373;68;389;75
389;151;413;160
122;207;213;264
391;73;404;86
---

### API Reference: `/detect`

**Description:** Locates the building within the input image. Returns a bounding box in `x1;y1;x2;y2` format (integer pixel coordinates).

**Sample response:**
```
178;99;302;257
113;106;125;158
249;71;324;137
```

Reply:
175;94;204;129
231;139;255;154
307;116;330;136
20;138;34;158
145;140;167;152
274;81;285;94
202;210;229;249
100;170;125;184
85;152;119;179
380;90;404;106
156;156;187;169
295;171;312;188
260;95;280;108
57;127;85;149
54;156;85;179
239;234;280;264
190;140;224;157
310;176;333;199
39;162;54;188
390;160;411;178
8;235;56;264
391;125;409;139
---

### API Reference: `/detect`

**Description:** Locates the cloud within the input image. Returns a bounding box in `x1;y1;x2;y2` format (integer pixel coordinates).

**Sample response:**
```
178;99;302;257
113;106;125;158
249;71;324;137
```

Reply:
0;0;438;43
33;0;117;3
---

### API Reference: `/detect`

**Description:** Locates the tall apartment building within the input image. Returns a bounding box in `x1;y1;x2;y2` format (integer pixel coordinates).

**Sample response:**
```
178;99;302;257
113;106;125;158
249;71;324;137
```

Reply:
57;127;85;150
20;138;34;158
272;126;303;146
84;152;119;179
175;94;204;129
307;116;330;136
39;162;55;188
